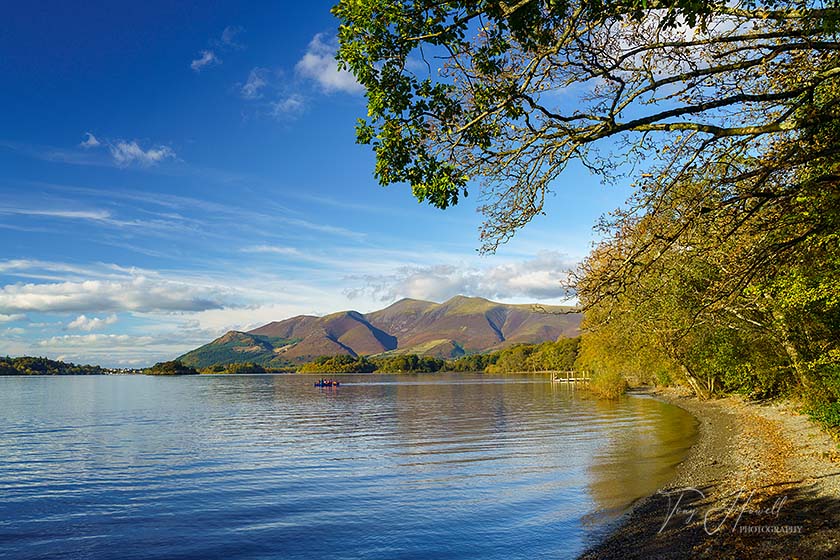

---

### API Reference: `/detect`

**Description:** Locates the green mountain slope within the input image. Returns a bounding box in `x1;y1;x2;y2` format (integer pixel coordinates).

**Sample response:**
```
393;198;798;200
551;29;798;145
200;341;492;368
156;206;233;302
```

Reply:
178;331;299;369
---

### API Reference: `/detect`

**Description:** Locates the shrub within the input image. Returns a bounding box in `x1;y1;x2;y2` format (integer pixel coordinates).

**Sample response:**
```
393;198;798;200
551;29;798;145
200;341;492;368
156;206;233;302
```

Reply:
588;370;629;399
807;401;840;430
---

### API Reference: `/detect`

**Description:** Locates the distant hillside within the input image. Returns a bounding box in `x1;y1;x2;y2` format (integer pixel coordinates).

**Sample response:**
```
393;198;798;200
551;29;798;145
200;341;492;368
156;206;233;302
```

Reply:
366;296;578;354
249;310;397;361
178;295;581;368
177;331;297;370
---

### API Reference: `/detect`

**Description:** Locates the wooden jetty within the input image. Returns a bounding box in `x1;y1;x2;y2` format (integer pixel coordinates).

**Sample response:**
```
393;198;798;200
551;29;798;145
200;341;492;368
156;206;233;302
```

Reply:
548;370;591;385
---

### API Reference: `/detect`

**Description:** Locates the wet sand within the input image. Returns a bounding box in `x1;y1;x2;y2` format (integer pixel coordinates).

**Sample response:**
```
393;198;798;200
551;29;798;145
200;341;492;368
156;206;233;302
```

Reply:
580;387;840;559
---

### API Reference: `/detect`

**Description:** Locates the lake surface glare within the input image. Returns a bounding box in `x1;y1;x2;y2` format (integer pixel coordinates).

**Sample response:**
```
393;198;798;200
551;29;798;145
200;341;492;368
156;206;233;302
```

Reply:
0;374;697;559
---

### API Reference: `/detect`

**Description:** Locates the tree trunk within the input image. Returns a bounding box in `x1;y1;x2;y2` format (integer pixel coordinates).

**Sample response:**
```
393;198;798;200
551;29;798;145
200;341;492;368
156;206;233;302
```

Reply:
770;307;809;389
680;364;710;400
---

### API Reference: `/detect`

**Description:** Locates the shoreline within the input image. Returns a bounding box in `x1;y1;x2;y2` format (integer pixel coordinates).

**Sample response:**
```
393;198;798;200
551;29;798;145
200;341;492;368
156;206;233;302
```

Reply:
580;387;840;559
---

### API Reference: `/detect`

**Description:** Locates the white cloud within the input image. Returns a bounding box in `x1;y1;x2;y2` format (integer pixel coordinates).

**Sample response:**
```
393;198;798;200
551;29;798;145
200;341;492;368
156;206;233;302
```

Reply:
110;141;175;167
237;68;304;118
191;50;220;72
8;135;175;169
0;208;111;220
0;259;363;366
39;333;155;348
80;132;100;149
241;68;268;99
29;330;222;367
191;27;243;73
0;259;115;280
67;314;118;331
295;33;364;94
345;252;576;302
270;95;305;117
190;25;245;72
0;313;25;323
0;276;234;314
241;245;301;256
0;338;29;357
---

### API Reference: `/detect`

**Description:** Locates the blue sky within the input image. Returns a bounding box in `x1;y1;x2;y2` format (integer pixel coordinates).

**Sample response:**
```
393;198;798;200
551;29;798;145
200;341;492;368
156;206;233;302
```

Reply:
0;1;631;366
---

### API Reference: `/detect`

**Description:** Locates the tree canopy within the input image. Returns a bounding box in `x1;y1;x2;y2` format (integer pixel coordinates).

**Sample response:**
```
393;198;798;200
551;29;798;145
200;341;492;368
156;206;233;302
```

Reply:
145;361;199;376
335;0;840;419
335;0;839;249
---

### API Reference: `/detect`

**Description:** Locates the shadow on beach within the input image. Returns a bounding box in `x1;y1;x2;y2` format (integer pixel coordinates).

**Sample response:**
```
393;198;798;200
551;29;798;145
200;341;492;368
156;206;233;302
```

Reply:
580;474;840;559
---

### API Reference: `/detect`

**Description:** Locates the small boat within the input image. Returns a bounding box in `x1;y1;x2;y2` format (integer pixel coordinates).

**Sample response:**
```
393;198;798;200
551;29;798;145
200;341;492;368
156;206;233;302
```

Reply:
314;380;340;387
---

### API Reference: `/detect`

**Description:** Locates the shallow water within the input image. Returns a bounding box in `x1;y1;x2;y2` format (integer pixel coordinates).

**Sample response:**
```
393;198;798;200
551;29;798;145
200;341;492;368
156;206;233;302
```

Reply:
0;373;697;559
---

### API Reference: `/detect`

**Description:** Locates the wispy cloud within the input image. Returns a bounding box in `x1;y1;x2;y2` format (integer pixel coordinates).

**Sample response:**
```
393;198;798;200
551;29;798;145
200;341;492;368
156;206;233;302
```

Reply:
239;32;363;121
191;26;245;73
240;67;269;99
80;132;100;148
110;141;175;167
40;333;157;348
0;202;207;241
295;33;364;94
191;50;220;72
237;67;305;119
4;181;367;249
241;245;302;256
0;207;111;221
270;95;305;117
280;216;366;240
0;259;122;281
5;135;176;169
28;183;266;219
218;26;244;49
0;139;103;166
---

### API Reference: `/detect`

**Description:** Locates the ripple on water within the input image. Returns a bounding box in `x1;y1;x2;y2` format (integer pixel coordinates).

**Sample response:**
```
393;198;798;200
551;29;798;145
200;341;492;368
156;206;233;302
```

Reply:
0;374;697;560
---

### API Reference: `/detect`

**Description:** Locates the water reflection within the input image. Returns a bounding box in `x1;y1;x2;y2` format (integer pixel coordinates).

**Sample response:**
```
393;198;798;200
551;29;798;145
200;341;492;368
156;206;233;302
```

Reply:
0;374;697;560
584;395;700;519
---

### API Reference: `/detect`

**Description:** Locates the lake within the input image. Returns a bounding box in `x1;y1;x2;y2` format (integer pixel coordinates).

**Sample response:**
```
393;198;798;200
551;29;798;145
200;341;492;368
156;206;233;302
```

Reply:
0;374;697;559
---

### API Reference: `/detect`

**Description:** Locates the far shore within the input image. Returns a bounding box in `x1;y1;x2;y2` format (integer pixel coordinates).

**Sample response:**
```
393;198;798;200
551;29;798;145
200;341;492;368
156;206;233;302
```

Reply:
580;387;840;559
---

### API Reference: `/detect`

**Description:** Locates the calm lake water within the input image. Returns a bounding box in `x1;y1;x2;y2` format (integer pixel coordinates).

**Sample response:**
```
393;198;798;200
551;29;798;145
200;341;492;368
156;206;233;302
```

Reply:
0;374;697;559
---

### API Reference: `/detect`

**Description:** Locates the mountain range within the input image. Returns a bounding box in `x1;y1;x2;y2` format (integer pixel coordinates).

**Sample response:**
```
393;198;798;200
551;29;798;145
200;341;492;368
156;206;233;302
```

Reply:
178;295;581;368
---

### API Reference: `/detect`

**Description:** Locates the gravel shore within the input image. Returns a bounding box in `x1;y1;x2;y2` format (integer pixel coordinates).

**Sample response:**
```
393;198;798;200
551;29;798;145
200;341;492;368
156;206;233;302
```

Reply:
580;387;840;559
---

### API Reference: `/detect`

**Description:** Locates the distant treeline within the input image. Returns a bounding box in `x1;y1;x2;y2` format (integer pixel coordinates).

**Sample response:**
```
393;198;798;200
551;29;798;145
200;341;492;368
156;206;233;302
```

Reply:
199;362;294;374
294;337;581;374
0;356;106;376
0;357;202;376
145;361;200;375
1;338;581;378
